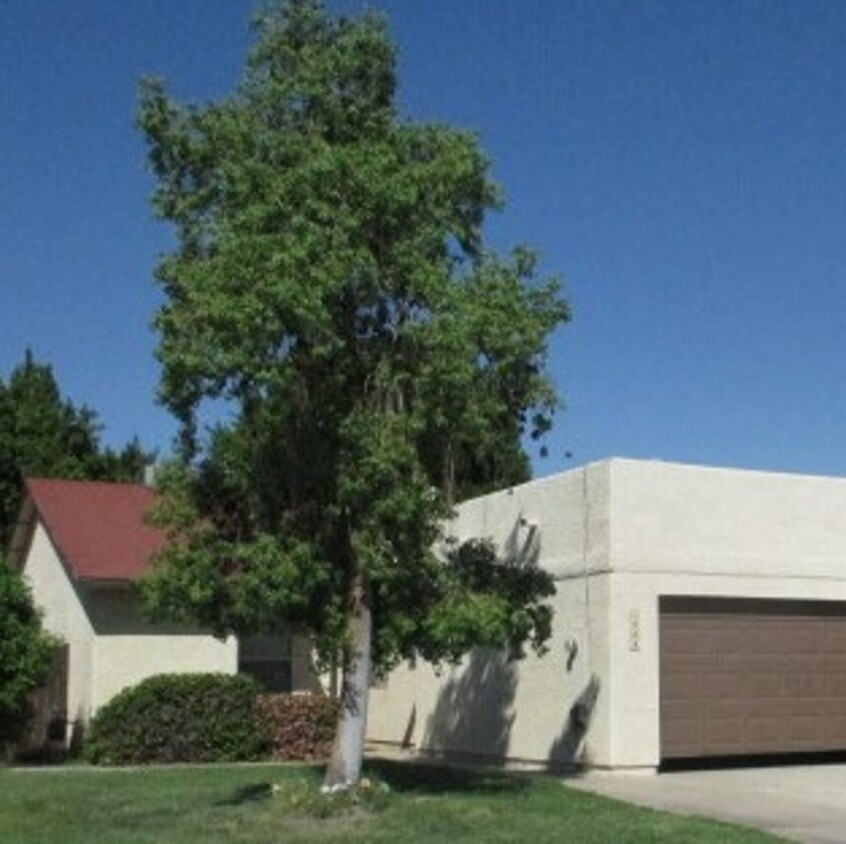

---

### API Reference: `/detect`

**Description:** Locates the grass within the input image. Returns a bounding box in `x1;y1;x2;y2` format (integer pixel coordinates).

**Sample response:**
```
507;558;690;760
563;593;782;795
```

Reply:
0;760;785;843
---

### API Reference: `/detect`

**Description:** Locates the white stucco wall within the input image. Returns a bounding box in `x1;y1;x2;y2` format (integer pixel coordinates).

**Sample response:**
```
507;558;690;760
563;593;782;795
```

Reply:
368;573;612;768
91;637;237;712
22;520;239;729
604;459;846;768
21;522;95;739
87;587;237;713
609;458;846;580
368;463;613;768
449;461;611;578
367;459;846;770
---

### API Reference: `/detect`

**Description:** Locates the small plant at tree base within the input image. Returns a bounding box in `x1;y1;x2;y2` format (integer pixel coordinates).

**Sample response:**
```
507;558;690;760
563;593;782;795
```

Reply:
273;773;392;818
139;0;568;789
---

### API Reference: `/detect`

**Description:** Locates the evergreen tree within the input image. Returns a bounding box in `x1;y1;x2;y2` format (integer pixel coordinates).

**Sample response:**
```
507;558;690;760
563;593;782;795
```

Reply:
0;351;153;546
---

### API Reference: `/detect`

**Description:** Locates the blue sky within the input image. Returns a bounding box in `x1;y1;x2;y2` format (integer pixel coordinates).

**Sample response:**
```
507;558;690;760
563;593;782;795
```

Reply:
3;1;846;478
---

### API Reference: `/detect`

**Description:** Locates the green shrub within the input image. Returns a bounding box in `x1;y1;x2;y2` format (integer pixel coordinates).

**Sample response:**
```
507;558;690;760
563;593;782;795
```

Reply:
86;673;267;764
257;693;339;760
0;560;58;752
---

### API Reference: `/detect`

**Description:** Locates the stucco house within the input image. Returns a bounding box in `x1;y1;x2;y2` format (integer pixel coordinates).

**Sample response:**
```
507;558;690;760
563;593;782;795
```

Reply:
368;458;846;770
9;478;316;745
14;459;846;769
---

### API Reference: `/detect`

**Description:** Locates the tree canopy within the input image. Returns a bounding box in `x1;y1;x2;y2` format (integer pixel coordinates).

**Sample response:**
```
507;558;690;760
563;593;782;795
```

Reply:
0;350;153;546
139;0;569;787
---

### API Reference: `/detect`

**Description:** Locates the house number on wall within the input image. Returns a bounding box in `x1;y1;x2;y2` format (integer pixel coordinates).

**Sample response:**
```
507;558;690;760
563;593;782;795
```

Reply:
628;609;641;652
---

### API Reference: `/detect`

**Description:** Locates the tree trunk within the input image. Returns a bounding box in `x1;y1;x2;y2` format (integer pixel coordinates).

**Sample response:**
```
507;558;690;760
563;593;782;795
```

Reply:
323;571;372;790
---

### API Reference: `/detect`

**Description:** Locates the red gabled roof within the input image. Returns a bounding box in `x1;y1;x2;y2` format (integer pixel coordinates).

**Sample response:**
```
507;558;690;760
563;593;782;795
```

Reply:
25;478;166;581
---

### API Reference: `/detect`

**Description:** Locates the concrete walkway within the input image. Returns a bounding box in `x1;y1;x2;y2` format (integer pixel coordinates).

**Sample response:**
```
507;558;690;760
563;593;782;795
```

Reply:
569;765;846;843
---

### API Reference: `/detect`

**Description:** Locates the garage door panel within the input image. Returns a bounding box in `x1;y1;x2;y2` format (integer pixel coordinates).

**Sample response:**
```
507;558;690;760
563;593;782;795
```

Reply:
660;620;845;657
757;696;846;718
660;597;846;760
743;718;782;745
662;654;790;677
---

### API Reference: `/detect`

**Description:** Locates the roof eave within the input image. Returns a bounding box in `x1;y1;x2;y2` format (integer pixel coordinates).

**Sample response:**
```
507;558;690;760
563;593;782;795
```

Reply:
7;496;37;571
77;575;137;588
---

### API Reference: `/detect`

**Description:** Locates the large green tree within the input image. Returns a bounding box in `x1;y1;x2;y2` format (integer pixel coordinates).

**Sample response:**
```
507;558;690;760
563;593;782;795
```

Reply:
0;350;153;546
139;0;569;788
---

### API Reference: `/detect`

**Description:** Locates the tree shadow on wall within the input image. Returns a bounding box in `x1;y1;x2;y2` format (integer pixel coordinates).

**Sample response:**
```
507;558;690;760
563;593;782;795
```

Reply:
547;675;600;771
422;515;544;762
499;513;541;569
423;648;519;762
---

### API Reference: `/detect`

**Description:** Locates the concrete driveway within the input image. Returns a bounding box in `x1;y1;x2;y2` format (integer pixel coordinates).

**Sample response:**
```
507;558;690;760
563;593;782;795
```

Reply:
568;765;846;843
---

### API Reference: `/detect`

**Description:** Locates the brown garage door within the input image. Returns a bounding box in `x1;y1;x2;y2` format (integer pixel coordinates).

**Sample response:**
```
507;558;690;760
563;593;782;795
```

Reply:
660;596;846;760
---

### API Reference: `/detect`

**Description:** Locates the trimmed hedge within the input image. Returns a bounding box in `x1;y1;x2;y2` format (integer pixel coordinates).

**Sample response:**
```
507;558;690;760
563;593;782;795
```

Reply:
86;673;267;764
257;693;339;760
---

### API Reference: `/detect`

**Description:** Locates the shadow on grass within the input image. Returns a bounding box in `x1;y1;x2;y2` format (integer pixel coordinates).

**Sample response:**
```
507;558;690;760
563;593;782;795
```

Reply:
214;782;275;806
213;759;530;806
366;759;531;796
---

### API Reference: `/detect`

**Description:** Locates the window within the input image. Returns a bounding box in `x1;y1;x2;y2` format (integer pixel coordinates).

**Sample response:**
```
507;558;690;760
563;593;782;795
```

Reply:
238;632;292;692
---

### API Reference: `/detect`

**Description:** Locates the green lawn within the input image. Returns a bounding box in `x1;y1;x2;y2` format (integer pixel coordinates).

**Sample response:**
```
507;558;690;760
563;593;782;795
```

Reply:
0;761;784;844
